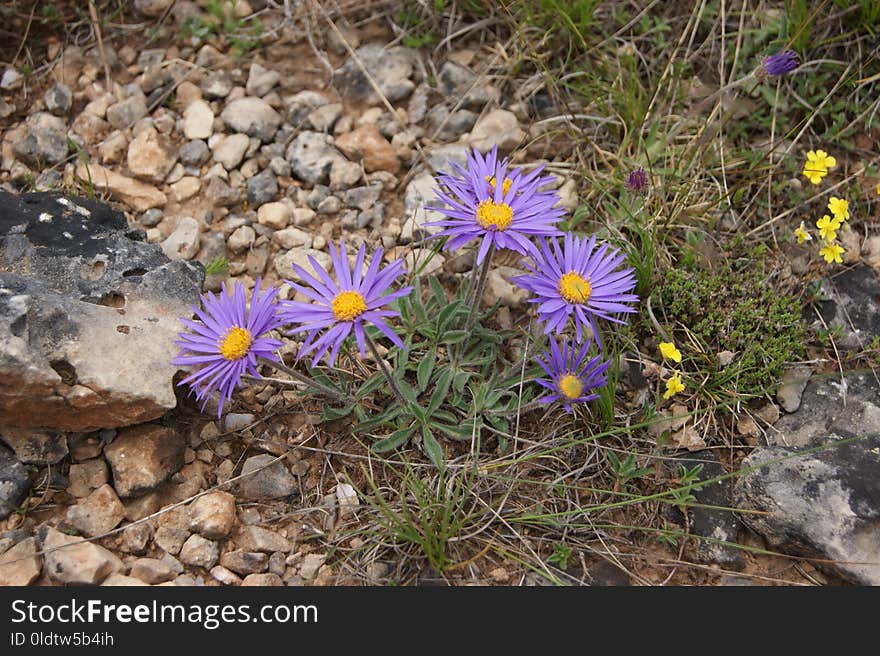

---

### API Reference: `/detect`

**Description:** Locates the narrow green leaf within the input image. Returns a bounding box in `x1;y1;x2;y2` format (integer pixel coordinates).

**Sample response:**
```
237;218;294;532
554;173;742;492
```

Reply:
421;426;444;469
428;366;453;415
372;426;415;453
444;330;469;344
417;348;436;392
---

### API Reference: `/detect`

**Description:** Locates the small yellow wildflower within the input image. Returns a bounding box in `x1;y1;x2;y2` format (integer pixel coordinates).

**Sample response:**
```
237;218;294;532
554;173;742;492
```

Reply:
663;372;685;400
819;241;844;264
816;214;842;242
659;341;682;363
827;197;849;222
794;221;811;244
802;149;836;185
876;181;880;196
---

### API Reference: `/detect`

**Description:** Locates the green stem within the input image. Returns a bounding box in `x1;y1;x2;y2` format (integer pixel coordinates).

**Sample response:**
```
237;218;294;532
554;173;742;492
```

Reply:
464;244;495;333
363;332;408;407
257;356;350;403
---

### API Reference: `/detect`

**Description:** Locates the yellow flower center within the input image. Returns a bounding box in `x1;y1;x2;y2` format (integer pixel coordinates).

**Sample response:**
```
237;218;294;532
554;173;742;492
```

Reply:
219;326;253;361
558;374;584;400
475;199;514;231
332;290;367;321
558;271;592;304
485;175;513;196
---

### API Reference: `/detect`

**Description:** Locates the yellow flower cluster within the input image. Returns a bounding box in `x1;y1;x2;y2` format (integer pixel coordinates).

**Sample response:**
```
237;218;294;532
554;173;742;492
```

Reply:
658;341;685;399
802;150;836;185
795;150;849;266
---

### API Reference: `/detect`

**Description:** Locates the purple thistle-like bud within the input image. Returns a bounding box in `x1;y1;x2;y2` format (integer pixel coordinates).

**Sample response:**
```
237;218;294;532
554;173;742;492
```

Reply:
761;49;799;78
625;167;648;193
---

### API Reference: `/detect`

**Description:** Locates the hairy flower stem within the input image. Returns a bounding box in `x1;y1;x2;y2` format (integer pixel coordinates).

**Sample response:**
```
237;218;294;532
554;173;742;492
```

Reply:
464;244;495;333
257;356;350;402
364;332;408;407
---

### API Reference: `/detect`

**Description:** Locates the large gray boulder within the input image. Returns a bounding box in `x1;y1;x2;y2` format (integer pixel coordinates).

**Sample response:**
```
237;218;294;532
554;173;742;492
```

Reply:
0;191;203;431
735;434;880;585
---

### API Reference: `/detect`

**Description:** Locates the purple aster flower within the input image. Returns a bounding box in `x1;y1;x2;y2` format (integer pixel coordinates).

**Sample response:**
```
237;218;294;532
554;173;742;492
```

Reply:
534;337;611;413
278;241;413;367
512;233;639;344
625;167;649;193
759;49;799;78
426;146;564;264
172;279;284;417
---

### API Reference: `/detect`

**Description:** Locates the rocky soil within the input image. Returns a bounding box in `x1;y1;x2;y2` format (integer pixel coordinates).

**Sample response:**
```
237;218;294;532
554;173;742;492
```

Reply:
0;2;878;586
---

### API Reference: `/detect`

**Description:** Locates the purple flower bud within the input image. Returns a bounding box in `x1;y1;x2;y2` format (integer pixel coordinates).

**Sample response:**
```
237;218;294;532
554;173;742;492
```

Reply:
761;49;799;78
625;167;648;193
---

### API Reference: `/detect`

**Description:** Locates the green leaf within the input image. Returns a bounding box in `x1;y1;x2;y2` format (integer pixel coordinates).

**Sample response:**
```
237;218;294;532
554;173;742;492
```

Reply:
408;401;427;424
356;372;387;400
453;371;471;394
397;379;419;405
434;418;478;441
321;404;354;421
444;330;469;345
428;366;454;415
436;301;463;333
421;426;444;469
417;348;436;392
372;426;415;453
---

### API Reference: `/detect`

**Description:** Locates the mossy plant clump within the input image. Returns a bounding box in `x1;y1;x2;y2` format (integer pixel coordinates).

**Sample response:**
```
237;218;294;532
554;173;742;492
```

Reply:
656;264;806;397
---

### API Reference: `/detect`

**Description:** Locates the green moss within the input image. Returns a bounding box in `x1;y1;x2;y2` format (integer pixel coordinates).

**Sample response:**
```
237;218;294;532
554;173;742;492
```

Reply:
656;263;805;397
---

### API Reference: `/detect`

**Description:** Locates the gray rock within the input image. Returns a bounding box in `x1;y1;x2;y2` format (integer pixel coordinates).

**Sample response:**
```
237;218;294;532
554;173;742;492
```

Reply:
205;176;242;206
246;64;280;97
306;185;331;209
121;523;152;555
201;71;233;99
307;103;343;132
734;435;880;585
241;572;283;586
0;446;30;520
666;452;744;569
44;83;73;115
188;491;236;539
247;170;278;208
223;412;255;432
12;112;69;165
285;131;349;186
401;172;443;242
438;61;499;110
160;216;201;261
770;372;880;448
424;142;470;172
40;525;124;585
274;248;331;279
237;455;297;500
220;550;268;575
0;428;68;465
0;191;204;431
106;95;148;130
334;44;415;103
140;208;164;227
154;526;189;555
221;97;282;143
65;483;126;537
212;133;250;170
285;90;330;125
269;156;291;177
467;109;525;152
179;534;219;569
233;525;291;553
1;68;22;90
357;203;385;229
179;139;210;166
129;557;177;584
316;195;341;215
210;565;242;586
0;536;41;586
342;183;382;211
273;227;312;250
183;99;214;140
227;225;256;254
104;424;184;498
813;265;880;349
